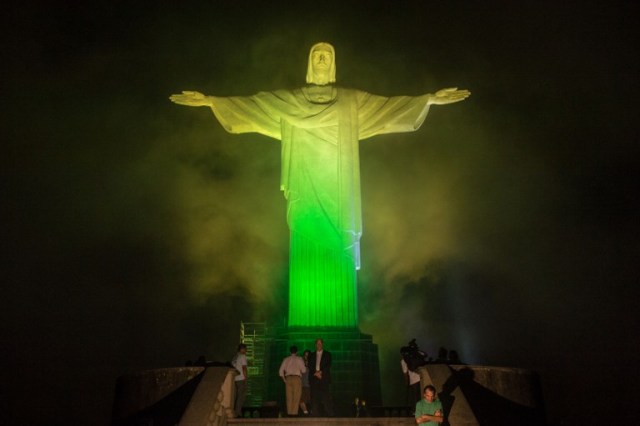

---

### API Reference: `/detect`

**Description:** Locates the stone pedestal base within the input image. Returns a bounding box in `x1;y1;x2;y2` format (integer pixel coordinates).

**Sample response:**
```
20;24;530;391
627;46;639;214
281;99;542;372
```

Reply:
265;327;382;416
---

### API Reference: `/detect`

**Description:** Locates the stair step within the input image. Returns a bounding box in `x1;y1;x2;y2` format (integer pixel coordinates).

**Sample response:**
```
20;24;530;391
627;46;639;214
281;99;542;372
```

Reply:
228;417;415;426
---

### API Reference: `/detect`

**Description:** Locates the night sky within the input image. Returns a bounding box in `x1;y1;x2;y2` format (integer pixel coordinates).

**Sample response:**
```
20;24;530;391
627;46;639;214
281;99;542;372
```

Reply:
2;1;639;424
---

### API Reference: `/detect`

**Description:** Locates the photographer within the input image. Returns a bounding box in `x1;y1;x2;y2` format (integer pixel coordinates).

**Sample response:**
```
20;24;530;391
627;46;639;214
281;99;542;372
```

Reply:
400;339;428;406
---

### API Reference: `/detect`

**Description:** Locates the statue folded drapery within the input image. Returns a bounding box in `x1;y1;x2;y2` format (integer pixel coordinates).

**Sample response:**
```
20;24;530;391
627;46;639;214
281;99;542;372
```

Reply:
210;87;431;327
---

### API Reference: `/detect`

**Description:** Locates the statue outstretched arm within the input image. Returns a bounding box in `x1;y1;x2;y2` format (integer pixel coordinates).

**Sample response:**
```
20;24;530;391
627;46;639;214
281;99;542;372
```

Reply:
427;87;471;106
169;90;213;107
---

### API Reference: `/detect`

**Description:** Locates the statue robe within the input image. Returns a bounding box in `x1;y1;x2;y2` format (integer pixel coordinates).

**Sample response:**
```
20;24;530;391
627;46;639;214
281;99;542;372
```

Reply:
210;86;431;327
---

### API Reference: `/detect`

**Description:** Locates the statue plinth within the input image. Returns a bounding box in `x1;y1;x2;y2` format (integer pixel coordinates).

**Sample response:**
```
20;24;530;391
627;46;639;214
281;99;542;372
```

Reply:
265;326;382;416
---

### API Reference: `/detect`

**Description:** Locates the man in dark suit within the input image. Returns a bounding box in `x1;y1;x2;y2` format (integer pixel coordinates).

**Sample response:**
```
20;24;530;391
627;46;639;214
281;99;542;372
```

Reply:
308;338;334;416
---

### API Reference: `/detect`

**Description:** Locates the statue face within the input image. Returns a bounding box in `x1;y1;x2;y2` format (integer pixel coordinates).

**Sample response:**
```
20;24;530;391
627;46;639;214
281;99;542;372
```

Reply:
310;47;333;85
306;42;336;85
311;48;333;72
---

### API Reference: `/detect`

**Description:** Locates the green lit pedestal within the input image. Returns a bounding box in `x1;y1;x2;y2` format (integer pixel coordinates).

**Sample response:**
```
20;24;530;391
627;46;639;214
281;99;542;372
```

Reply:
266;326;381;415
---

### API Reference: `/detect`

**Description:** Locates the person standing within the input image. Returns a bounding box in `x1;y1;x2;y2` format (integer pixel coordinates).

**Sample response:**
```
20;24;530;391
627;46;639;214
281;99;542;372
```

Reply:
448;350;463;364
308;338;334;416
435;347;449;364
299;349;311;415
415;385;444;424
231;343;248;418
278;345;307;416
401;355;422;406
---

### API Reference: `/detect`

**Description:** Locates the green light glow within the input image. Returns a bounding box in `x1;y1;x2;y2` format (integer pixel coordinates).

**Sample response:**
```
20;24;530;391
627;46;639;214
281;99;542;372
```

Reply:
288;231;357;327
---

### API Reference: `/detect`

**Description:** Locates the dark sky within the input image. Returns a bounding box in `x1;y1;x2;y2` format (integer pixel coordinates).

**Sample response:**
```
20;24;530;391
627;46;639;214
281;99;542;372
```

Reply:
2;1;639;424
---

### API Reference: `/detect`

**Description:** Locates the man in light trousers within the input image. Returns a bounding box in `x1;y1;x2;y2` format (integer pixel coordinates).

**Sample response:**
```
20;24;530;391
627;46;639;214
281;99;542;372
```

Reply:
279;345;307;416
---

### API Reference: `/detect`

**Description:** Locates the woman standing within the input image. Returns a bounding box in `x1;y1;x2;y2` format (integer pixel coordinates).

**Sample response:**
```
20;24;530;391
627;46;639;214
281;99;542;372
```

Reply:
299;350;311;415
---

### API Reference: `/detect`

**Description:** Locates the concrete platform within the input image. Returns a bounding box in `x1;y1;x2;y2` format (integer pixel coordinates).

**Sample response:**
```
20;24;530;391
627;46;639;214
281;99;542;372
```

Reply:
112;365;546;425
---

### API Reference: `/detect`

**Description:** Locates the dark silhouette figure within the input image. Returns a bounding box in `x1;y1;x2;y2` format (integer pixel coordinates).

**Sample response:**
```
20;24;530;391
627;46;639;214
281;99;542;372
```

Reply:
436;347;449;364
448;350;462;365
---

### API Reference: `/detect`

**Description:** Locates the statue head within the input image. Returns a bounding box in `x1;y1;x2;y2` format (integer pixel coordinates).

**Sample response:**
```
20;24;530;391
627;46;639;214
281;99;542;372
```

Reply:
306;42;336;85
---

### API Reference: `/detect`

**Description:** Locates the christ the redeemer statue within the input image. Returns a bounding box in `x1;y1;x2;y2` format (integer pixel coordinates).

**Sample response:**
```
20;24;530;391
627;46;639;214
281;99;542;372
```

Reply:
170;42;470;328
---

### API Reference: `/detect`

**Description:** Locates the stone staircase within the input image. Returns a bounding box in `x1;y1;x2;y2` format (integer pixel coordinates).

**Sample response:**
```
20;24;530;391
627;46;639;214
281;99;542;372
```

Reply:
228;418;415;426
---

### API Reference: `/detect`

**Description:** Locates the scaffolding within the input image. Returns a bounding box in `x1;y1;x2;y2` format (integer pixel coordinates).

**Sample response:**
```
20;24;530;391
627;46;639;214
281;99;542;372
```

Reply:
240;322;271;406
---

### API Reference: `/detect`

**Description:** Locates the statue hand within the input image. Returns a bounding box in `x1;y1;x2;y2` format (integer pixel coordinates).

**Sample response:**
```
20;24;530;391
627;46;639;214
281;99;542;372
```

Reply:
428;87;471;105
169;90;211;107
